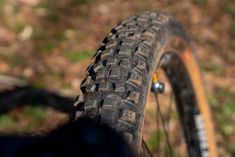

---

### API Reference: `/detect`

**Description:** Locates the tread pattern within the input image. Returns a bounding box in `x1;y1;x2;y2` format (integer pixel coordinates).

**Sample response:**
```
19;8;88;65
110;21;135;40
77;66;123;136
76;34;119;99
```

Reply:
75;11;188;150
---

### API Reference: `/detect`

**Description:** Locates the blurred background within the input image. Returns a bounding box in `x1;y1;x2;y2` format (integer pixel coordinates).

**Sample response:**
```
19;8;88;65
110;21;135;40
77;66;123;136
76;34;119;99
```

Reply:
0;0;234;156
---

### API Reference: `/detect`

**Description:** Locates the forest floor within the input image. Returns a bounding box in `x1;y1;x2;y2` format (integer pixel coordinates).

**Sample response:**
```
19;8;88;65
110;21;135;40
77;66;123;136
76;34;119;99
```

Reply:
0;0;234;156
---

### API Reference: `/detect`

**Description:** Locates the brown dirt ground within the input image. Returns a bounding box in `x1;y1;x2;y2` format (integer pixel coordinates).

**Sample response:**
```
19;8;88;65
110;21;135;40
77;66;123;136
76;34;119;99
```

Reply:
0;0;234;156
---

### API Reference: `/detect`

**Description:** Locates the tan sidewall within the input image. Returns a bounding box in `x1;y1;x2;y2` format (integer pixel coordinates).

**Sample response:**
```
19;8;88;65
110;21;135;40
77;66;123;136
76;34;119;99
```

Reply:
181;49;218;157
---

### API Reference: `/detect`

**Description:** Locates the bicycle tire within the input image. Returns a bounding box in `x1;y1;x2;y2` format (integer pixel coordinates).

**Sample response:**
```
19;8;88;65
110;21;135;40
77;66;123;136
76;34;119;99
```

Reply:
75;12;217;157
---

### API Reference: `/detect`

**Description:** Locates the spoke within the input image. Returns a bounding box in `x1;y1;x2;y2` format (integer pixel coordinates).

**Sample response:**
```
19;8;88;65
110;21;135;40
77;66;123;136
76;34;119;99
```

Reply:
141;140;154;157
155;94;173;157
156;99;161;156
165;92;174;130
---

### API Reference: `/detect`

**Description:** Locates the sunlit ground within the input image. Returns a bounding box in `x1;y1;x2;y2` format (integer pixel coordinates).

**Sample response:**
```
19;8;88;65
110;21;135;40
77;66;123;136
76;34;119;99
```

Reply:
0;0;234;156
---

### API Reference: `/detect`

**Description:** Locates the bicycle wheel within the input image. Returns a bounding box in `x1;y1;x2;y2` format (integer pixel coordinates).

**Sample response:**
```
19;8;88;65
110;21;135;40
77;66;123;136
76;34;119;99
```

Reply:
75;12;217;157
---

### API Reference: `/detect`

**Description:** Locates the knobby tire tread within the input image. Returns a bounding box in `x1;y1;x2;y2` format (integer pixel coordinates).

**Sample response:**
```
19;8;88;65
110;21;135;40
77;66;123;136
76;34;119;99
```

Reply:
75;11;189;150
